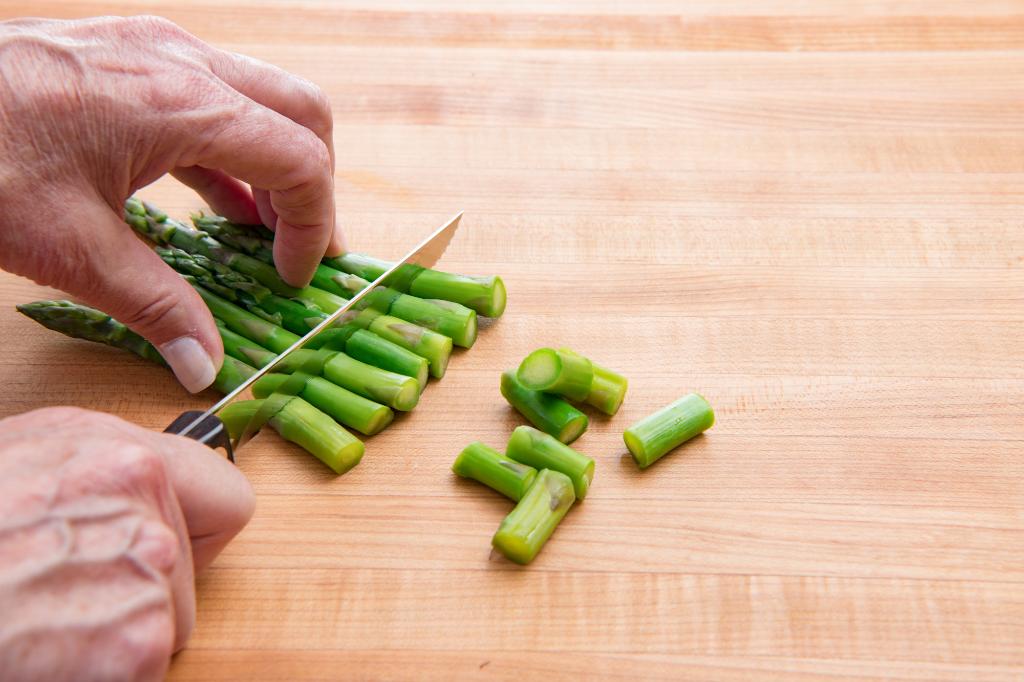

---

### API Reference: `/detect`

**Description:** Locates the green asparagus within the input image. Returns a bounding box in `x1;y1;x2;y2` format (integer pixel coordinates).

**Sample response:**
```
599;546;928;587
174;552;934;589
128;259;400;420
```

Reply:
17;300;165;365
506;425;595;500
367;314;452;379
500;370;588;444
491;469;575;565
624;393;715;469
191;282;301;353
451;442;537;502
215;320;278;368
345;329;430;391
517;347;593;402
253;373;393;436
221;398;364;475
274;349;420;411
556;348;628;416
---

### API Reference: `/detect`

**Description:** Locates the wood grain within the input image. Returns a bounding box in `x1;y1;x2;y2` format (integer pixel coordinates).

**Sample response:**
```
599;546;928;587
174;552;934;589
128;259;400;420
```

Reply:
0;1;1021;680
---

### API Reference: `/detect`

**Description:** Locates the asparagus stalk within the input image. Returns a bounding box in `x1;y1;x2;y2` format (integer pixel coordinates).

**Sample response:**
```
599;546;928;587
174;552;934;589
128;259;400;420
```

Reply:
345;329;430;391
253;373;393;436
274;349;420;411
624;393;715;469
451;442;537;502
191;282;301;353
192;214;275;262
517;348;593;402
125;198;299;297
216;320;278;368
556;348;628;416
368;314;452;379
220;398;364;475
491;469;575;565
506;425;595;500
500;370;588;444
389;294;477;348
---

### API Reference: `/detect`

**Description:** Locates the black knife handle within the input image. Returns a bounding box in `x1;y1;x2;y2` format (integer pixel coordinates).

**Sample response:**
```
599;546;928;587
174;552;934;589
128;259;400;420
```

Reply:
164;411;235;463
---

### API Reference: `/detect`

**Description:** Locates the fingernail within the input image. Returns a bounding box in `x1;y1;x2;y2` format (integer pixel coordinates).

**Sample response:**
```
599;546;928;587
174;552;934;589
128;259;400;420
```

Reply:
159;337;217;393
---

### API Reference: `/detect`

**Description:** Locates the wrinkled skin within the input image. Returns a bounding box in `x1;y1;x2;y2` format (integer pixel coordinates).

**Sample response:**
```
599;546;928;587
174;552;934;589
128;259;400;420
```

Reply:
0;15;342;391
0;408;255;681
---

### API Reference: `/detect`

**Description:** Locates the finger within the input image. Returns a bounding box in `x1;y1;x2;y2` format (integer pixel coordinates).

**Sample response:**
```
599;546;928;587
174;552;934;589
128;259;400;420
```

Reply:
252;187;278;231
189;101;335;287
209;51;345;255
60;198;223;393
152;432;255;572
171;166;260;224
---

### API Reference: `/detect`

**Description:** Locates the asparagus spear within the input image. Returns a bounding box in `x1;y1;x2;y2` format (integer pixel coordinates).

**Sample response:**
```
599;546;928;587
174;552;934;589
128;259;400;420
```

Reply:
125;198;299;297
274;349;420;411
451;442;537;502
368;314;452;379
517;348;593;402
345;329;430;391
491;469;575;565
215;320;278;368
624;393;715;469
506;425;595;500
195;215;480;347
220;398;364;475
499;370;588;444
253;373;393;436
556;348;628;416
191;282;301;353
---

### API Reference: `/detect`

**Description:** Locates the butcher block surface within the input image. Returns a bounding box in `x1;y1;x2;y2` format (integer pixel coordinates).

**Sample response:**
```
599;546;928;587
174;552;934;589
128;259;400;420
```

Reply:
0;1;1021;680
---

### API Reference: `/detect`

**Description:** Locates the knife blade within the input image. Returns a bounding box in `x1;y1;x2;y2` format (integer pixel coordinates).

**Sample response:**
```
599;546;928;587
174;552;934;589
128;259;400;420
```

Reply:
164;210;465;459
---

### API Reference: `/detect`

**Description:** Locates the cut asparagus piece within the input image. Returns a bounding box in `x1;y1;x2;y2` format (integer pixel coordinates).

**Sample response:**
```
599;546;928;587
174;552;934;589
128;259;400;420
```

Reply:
345;329;429;391
16;300;256;395
215;320;278;368
451;442;537;502
389;294;477;348
500;370;588;444
220;398;364;475
491;469;575;565
506;425;595;500
126;198;299;297
517;348;593;402
557;348;628;416
254;373;393;436
191;282;301;353
409;269;506;319
368;314;452;379
624;393;715;469
275;349;420;411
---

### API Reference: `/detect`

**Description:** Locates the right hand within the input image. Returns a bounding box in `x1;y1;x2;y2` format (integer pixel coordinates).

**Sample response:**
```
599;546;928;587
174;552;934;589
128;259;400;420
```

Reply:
0;16;342;393
0;407;256;682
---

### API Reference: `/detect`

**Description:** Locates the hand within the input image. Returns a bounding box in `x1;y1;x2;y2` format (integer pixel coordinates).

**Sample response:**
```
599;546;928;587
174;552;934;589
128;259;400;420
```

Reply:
0;16;342;392
0;407;255;681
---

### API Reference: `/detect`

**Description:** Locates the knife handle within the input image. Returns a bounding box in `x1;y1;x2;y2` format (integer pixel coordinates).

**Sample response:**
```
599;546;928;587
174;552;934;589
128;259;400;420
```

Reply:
164;410;235;463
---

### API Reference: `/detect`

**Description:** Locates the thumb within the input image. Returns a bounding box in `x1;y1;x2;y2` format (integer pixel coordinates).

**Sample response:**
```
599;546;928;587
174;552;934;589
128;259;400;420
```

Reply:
68;201;224;393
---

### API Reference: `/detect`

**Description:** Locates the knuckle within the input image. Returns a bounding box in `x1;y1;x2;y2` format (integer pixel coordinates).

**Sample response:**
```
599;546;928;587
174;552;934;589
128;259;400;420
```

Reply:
119;608;175;679
126;15;185;41
133;518;183;576
113;291;180;337
110;443;169;493
303;82;333;138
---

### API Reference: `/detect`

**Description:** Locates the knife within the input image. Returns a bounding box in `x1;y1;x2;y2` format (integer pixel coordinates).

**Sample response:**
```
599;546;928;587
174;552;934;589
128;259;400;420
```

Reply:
163;211;465;460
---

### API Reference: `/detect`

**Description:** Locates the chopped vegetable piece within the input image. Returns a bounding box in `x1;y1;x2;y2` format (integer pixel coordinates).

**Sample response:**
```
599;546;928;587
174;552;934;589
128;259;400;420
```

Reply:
505;425;595;500
624;393;714;468
254;373;394;436
221;398;364;474
500;370;587;444
452;441;537;501
491;469;575;565
275;349;420;412
556;347;628;416
368;314;453;379
517;347;593;402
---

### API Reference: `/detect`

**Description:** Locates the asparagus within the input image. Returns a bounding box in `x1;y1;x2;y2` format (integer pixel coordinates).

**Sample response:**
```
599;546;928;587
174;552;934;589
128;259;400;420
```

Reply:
500;370;588;444
191;282;301;353
624;393;715;469
274;349;420;411
253;373;393;436
556;348;628;416
216;320;278;368
368;314;452;379
345;329;430;391
506;425;595;500
220;398;364;475
326;252;507;318
491;469;575;565
194;215;480;347
125;198;299;297
451;442;537;502
517;348;593;402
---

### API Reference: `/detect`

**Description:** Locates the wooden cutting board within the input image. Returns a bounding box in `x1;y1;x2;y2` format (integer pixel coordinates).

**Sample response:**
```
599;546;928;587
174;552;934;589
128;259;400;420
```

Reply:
0;2;1021;680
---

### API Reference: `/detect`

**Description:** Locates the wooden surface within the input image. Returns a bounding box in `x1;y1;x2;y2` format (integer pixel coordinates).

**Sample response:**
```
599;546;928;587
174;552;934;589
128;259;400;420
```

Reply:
1;1;1023;680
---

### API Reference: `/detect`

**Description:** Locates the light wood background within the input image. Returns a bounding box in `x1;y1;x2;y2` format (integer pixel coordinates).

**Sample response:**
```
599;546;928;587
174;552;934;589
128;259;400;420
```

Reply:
1;1;1022;680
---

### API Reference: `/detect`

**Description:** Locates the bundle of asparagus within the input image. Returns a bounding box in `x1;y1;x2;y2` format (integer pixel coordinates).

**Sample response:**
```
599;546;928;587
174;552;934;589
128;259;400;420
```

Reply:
17;199;507;474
